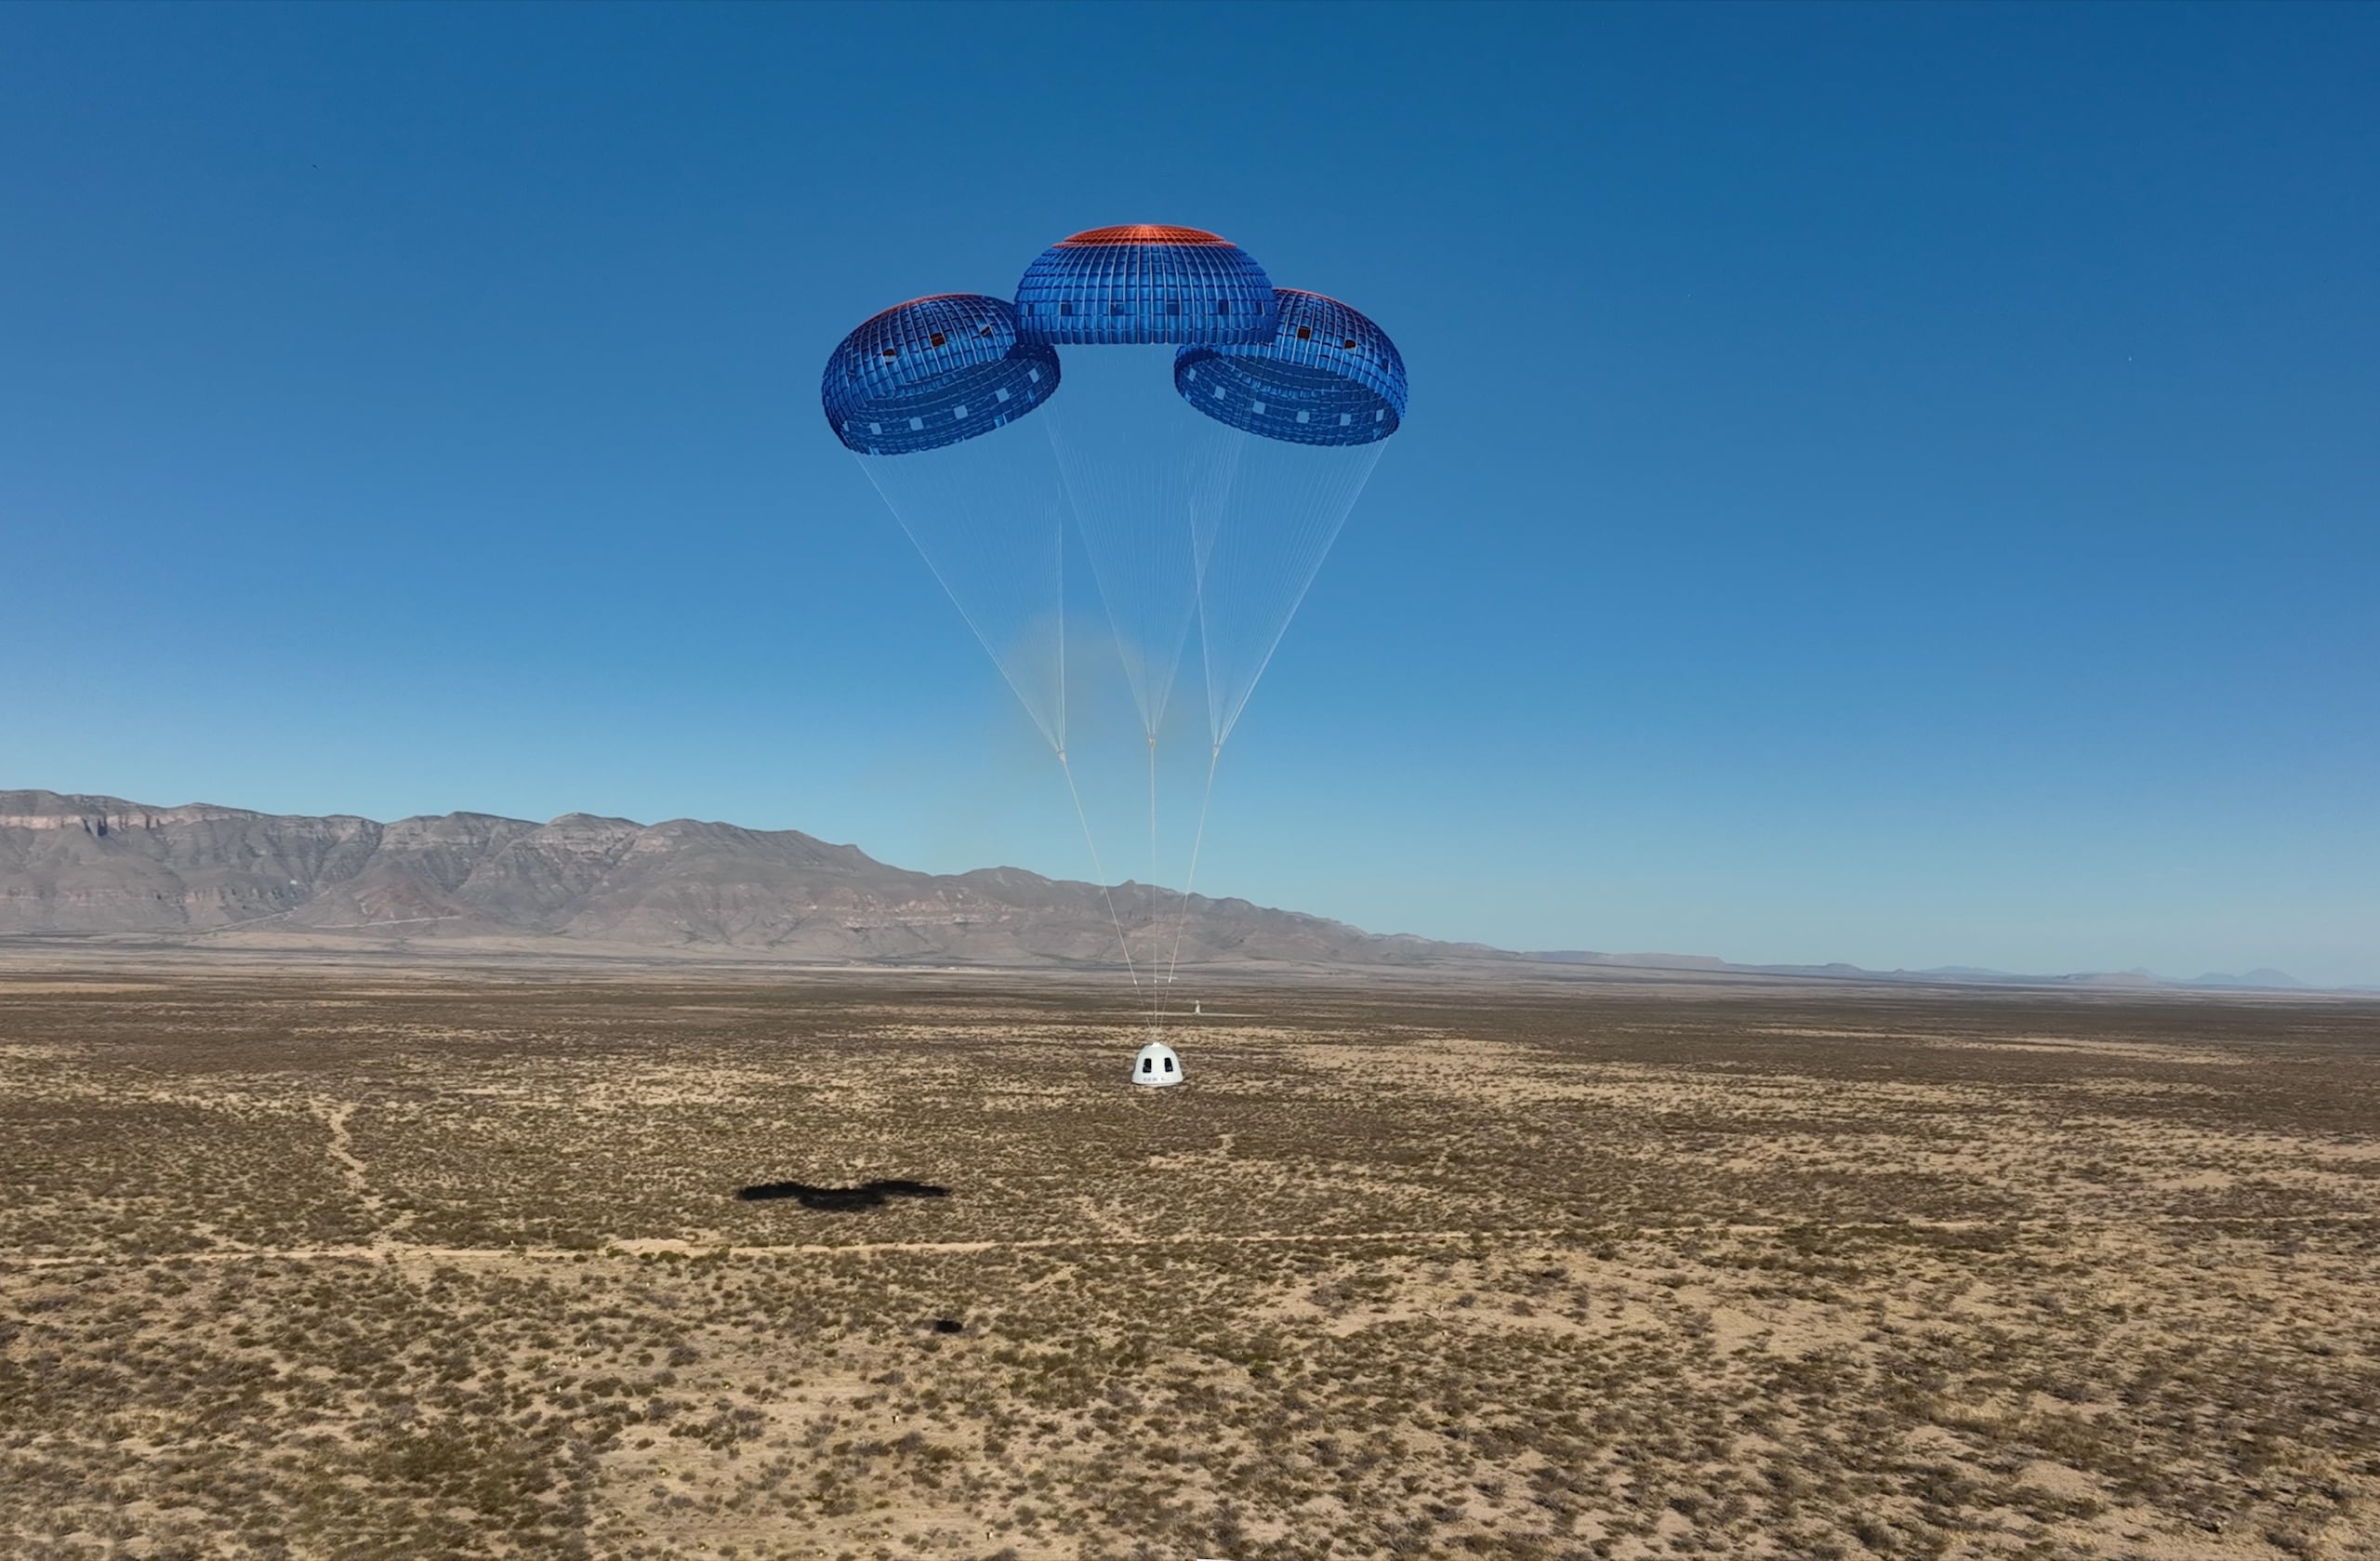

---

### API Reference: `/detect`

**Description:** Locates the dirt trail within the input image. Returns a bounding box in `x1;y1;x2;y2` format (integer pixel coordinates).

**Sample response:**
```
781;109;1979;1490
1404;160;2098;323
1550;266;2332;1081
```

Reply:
323;1102;368;1198
315;1098;416;1248
2;1212;2367;1272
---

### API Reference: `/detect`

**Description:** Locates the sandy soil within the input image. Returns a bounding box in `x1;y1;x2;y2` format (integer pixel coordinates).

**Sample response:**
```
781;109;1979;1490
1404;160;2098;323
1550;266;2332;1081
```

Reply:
1;967;2375;1560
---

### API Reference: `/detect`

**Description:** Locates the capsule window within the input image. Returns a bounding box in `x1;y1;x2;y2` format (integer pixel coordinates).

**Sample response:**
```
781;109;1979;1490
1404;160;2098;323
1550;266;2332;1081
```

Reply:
881;348;898;359
1296;325;1313;340
929;332;946;348
1342;338;1358;349
1141;1057;1155;1074
1162;1057;1175;1074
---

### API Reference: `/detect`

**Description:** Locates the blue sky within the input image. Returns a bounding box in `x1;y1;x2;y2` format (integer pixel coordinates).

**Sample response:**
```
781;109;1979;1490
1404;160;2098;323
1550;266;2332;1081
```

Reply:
3;3;2373;984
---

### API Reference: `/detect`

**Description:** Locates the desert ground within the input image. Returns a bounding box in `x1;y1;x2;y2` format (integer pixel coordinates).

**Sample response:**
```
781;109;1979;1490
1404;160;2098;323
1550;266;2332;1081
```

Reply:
1;964;2375;1561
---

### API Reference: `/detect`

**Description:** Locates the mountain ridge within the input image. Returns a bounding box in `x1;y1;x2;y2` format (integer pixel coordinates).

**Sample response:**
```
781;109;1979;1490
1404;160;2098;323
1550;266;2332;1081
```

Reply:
0;789;1457;969
1;790;2359;992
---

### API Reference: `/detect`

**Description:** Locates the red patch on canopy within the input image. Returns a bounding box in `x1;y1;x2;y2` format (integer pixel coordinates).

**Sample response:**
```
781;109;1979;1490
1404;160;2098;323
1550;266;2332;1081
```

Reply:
1056;225;1234;247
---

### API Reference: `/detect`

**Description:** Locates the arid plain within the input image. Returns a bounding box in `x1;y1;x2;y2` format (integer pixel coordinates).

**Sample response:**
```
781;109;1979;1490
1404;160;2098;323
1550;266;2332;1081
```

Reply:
2;965;2375;1561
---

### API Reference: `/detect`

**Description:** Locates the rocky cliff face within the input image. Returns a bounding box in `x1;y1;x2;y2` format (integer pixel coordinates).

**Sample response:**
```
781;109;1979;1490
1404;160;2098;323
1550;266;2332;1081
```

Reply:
0;789;1451;967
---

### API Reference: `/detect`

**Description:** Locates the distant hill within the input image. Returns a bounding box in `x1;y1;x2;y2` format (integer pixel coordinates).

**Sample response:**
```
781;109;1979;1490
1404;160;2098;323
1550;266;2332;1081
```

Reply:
2186;968;2311;990
0;789;1466;968
1525;950;2341;993
1;789;2360;991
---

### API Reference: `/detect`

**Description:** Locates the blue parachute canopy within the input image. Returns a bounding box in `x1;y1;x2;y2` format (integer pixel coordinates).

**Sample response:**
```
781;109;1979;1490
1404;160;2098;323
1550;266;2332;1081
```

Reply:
1173;289;1407;447
822;294;1061;456
1015;225;1277;348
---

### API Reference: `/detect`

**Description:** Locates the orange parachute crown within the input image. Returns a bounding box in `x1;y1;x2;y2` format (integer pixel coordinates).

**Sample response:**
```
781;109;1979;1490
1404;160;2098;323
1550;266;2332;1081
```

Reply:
1057;224;1233;246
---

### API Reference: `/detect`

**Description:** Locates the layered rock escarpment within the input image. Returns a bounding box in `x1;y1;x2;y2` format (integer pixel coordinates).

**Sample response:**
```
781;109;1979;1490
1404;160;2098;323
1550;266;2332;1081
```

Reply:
0;789;1446;966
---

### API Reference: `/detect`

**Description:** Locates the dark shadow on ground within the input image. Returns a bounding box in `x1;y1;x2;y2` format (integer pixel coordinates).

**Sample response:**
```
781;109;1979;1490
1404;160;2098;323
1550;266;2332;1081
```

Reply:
733;1179;950;1211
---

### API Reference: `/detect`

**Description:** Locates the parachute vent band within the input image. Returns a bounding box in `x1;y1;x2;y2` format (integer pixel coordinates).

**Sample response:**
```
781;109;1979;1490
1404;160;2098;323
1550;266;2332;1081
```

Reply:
1056;224;1237;247
1016;225;1276;347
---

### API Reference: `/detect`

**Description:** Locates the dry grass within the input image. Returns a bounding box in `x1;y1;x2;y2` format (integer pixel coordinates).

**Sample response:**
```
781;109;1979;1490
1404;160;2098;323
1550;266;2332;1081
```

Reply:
2;968;2376;1559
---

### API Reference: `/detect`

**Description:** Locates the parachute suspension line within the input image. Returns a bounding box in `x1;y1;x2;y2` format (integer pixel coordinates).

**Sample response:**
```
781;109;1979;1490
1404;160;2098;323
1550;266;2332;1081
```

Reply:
1147;731;1161;1033
1044;349;1228;742
1162;742;1223;1001
1057;747;1142;997
856;443;1066;751
1053;437;1066;753
1200;439;1386;747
